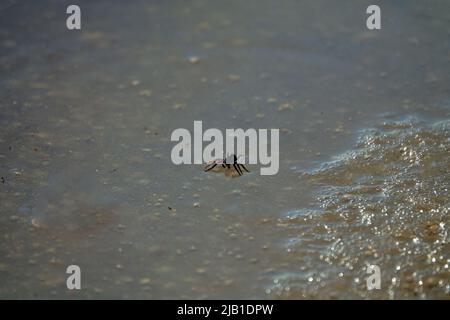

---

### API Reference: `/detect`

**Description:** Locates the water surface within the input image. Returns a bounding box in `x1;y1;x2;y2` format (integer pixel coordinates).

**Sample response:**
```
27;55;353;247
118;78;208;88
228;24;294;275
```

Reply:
0;0;449;299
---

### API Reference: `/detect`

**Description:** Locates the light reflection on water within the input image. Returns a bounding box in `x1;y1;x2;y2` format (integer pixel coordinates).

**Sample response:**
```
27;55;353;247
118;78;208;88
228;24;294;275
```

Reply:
271;117;450;299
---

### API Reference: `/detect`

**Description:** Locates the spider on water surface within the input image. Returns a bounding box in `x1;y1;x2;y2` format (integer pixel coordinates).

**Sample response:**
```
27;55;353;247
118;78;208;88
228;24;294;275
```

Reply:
203;154;250;177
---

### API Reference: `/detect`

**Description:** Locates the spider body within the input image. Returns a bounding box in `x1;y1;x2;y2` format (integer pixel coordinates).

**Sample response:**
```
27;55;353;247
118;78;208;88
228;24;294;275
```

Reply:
204;154;250;176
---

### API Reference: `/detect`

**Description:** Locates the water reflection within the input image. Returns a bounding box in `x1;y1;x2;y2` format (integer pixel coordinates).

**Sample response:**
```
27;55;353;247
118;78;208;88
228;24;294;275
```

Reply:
272;117;450;299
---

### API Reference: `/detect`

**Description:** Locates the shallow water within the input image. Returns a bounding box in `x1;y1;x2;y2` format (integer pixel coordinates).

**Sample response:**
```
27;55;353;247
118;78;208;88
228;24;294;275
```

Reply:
272;117;450;298
0;0;449;299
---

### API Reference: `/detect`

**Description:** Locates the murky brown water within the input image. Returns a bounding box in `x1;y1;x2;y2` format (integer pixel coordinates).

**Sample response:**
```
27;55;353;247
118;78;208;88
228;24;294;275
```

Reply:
0;0;449;299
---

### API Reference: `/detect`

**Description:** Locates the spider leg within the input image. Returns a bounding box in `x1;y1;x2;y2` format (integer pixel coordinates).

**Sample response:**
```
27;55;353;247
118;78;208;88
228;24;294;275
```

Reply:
239;164;250;173
204;163;217;172
233;164;242;176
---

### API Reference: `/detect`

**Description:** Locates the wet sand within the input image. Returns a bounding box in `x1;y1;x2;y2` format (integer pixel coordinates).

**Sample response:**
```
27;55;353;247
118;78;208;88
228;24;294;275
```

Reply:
0;0;449;299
